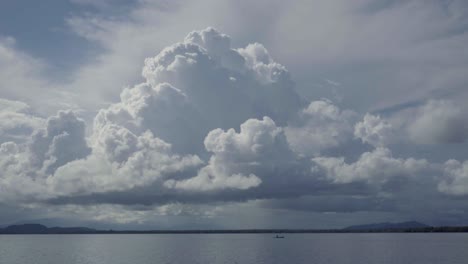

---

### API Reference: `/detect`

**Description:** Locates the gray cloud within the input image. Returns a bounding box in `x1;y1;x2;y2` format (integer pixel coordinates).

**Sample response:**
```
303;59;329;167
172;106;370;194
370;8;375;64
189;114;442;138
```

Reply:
0;98;44;143
408;100;468;144
286;99;357;156
261;195;398;214
439;160;468;196
353;99;468;148
0;37;77;115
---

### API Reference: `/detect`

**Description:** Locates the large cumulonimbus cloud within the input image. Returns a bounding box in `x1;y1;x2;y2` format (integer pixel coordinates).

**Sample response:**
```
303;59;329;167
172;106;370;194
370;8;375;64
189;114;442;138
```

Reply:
0;28;307;204
1;27;468;214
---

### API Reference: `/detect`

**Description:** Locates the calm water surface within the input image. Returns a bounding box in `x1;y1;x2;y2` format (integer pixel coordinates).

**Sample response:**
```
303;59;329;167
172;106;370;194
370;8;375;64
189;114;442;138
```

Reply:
1;233;467;264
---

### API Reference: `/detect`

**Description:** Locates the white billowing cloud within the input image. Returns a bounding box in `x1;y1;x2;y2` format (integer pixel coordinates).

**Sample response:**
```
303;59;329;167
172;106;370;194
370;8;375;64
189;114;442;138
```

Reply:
93;27;303;156
0;98;44;143
0;110;91;201
142;27;301;127
438;160;468;196
28;111;91;175
313;147;429;184
0;141;39;201
94;82;204;154
0;142;21;180
0;112;202;201
285;99;356;156
354;113;395;147
408;100;468;144
50;126;203;197
165;116;293;191
0;28;307;203
237;43;290;85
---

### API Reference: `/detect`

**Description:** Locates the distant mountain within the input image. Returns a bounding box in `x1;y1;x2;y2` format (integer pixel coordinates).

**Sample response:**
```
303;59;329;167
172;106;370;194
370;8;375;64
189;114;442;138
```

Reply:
344;221;430;231
0;224;96;234
3;224;48;234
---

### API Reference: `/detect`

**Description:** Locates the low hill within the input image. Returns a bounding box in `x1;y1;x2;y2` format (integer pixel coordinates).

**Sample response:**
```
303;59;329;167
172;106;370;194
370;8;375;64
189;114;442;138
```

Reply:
0;224;96;234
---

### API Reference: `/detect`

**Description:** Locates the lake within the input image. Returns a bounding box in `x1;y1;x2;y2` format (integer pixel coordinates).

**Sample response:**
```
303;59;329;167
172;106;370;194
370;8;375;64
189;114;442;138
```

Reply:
1;233;467;264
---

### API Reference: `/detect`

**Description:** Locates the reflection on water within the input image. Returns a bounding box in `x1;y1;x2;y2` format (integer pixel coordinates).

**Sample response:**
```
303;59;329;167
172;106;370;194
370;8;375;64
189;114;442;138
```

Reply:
1;233;468;264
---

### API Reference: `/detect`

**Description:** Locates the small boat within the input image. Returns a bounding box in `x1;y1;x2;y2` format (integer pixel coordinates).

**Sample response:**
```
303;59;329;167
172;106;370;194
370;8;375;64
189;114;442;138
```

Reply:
275;234;285;238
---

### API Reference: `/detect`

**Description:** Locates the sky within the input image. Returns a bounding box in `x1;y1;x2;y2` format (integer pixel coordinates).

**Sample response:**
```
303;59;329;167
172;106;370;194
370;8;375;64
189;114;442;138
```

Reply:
1;0;468;230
